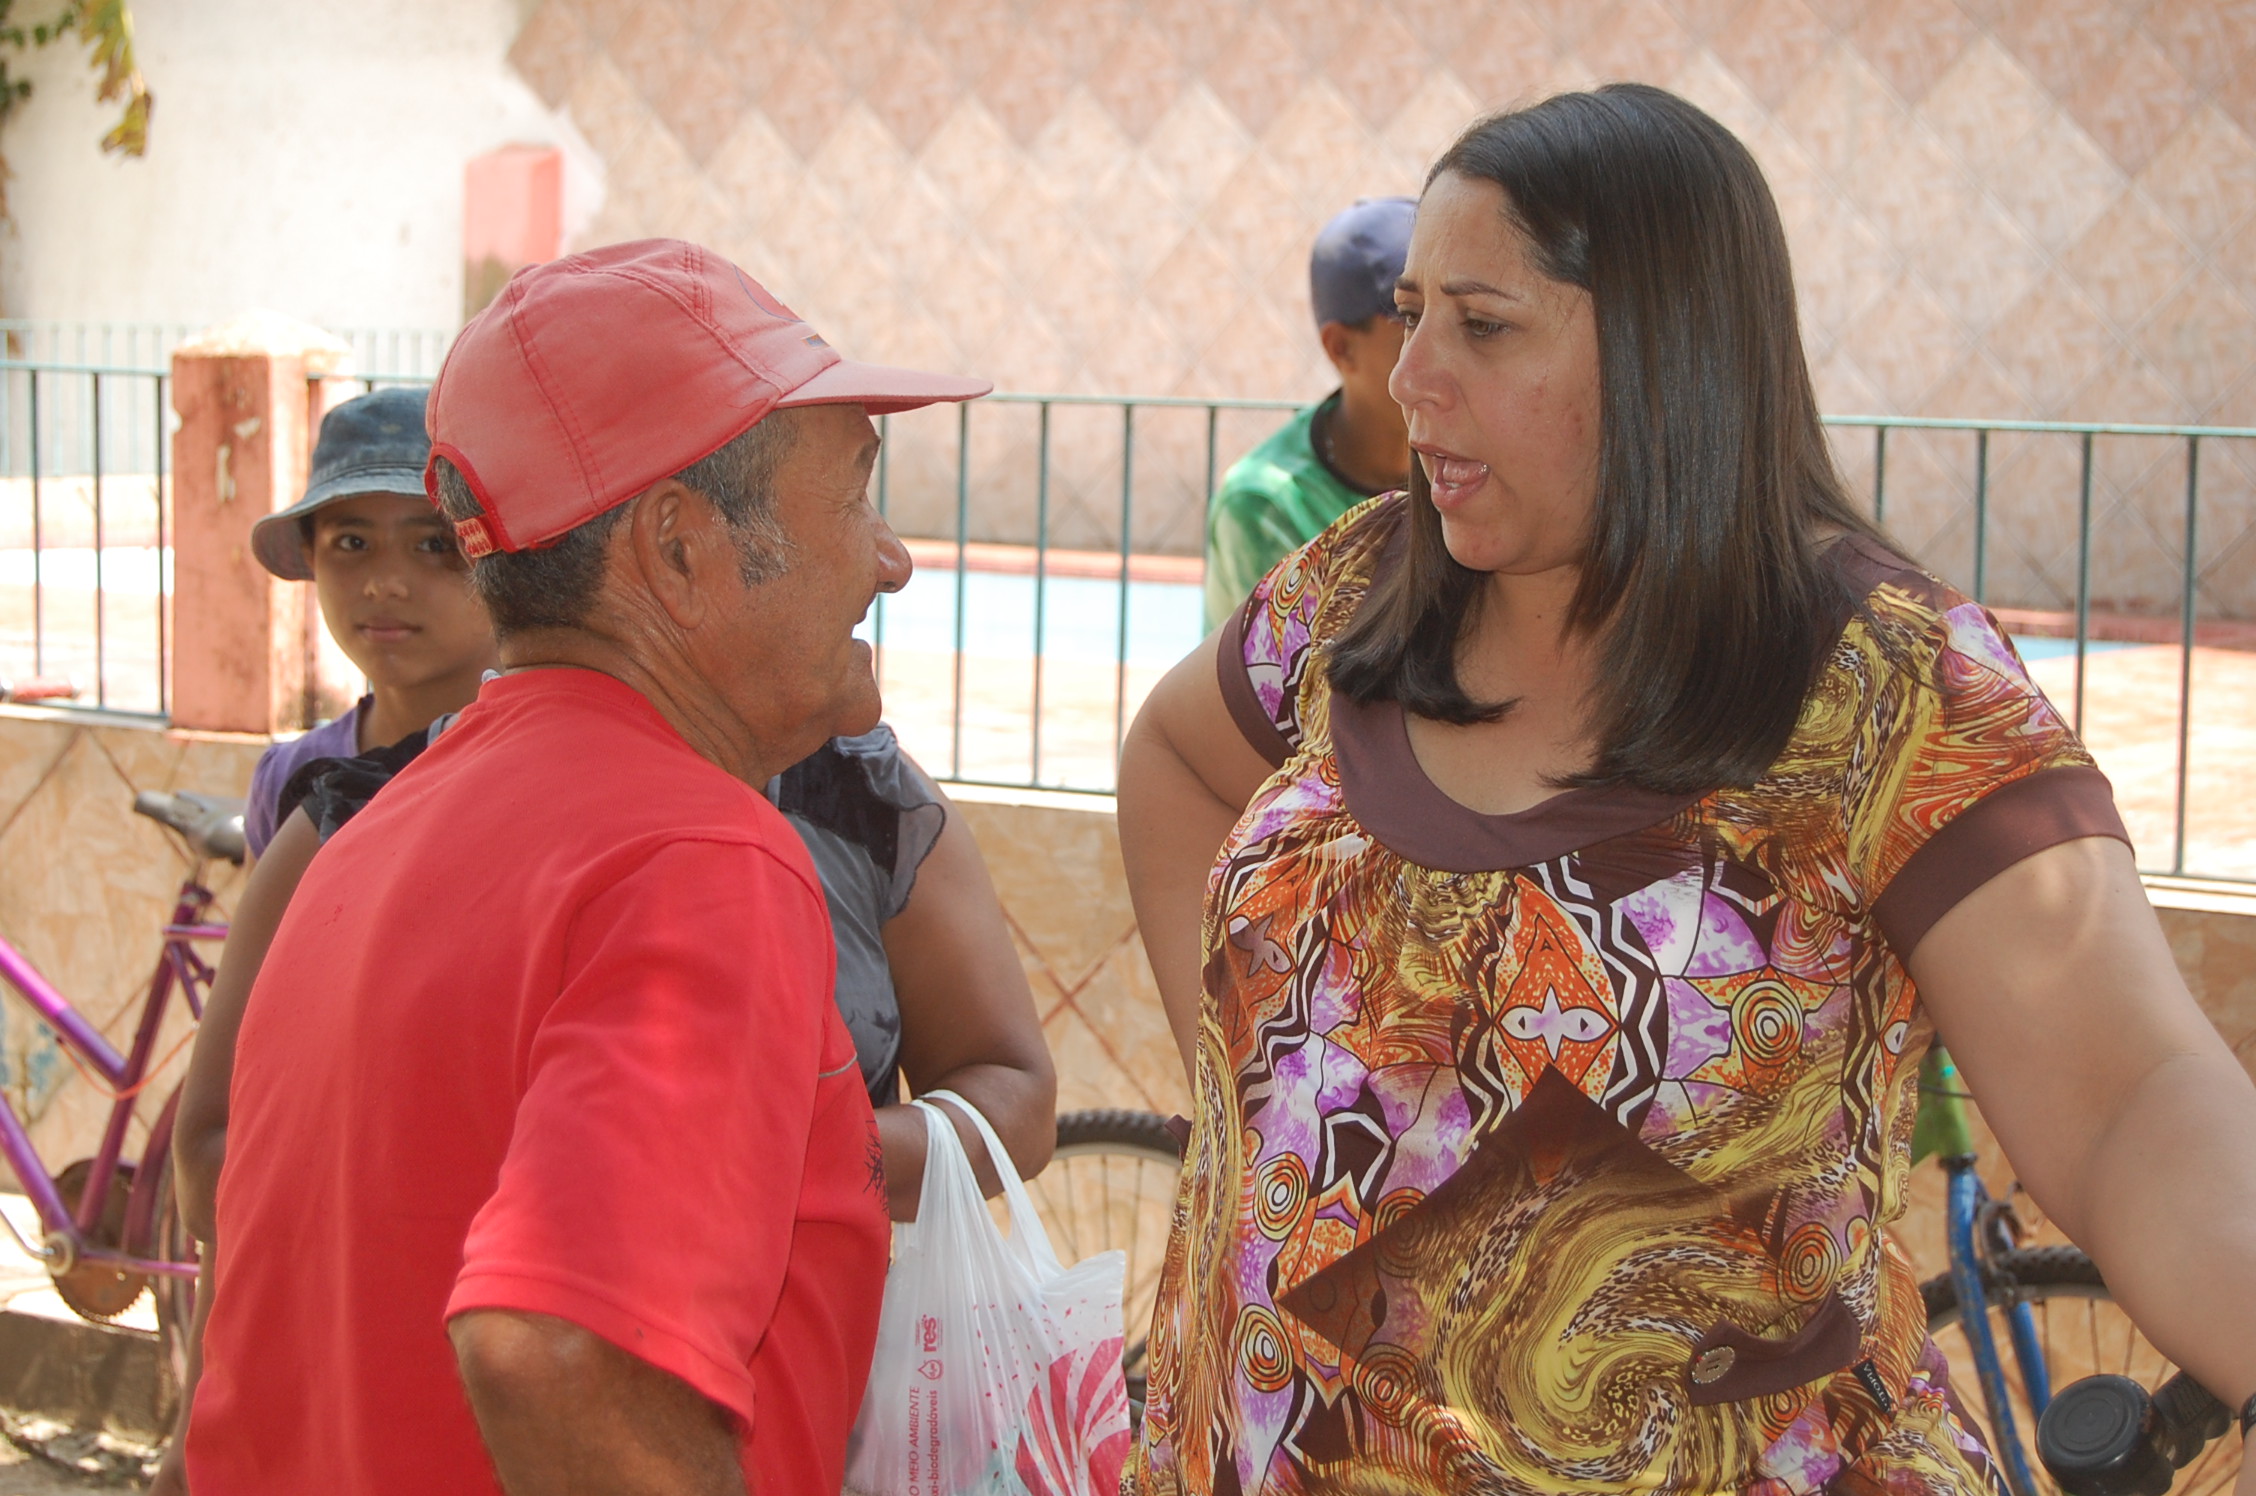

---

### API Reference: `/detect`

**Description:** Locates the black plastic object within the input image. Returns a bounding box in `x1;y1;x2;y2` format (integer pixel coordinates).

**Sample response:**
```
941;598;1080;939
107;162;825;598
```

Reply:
2039;1371;2230;1496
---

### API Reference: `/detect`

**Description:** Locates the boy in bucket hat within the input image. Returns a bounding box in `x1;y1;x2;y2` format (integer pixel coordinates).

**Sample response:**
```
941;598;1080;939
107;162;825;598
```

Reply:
187;240;989;1496
1203;196;1417;628
240;385;496;858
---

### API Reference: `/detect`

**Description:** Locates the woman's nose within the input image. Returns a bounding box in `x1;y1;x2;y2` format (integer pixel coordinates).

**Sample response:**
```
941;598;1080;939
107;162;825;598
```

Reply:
1388;323;1444;412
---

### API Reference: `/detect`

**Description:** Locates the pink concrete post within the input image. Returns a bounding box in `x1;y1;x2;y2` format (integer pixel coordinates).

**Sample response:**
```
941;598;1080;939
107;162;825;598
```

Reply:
169;315;349;735
463;144;564;319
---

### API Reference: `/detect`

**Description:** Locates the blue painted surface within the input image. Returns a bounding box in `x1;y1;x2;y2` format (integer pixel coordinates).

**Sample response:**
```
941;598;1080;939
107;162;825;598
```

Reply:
861;562;2147;675
861;567;1206;670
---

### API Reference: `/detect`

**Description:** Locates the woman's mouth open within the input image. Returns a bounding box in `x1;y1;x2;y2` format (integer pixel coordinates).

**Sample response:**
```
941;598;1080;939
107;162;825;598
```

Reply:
1419;449;1491;506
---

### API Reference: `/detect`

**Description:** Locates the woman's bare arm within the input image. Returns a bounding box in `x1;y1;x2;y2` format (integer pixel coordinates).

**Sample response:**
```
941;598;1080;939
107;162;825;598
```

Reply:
1914;835;2256;1416
879;780;1056;1221
174;807;322;1246
1116;630;1275;1077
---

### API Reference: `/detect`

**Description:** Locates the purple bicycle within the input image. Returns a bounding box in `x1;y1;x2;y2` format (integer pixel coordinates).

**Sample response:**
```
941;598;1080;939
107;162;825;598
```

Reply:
0;783;236;1416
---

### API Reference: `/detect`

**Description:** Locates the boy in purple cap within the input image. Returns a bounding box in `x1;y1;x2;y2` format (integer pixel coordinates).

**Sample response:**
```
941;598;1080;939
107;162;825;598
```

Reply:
1203;197;1416;629
241;385;497;858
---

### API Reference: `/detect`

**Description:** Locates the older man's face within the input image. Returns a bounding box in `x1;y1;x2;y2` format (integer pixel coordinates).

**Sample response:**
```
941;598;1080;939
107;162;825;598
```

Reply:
709;402;908;768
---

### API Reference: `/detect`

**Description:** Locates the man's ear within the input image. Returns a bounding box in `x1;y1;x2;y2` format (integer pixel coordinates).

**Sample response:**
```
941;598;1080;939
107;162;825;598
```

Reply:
624;479;723;629
1319;321;1355;375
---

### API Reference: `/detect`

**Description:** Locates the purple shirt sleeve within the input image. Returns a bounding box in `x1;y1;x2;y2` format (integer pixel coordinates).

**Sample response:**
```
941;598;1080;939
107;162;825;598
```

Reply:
243;700;367;857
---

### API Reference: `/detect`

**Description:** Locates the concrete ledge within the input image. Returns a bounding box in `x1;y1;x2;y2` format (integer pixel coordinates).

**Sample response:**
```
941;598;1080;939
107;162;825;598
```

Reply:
0;1310;159;1439
2144;875;2256;918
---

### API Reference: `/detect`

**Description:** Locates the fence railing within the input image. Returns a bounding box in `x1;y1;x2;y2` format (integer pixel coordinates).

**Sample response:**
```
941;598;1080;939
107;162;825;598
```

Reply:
0;360;171;717
0;356;2248;882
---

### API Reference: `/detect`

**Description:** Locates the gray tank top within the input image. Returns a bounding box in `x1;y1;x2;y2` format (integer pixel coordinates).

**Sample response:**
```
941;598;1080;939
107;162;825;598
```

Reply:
767;726;945;1107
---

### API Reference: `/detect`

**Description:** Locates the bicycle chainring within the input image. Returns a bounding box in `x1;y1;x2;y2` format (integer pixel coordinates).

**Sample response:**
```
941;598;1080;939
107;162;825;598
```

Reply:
50;1159;148;1322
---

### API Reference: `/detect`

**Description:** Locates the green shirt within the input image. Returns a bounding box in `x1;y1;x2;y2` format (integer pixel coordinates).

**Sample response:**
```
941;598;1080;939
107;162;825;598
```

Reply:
1202;393;1373;630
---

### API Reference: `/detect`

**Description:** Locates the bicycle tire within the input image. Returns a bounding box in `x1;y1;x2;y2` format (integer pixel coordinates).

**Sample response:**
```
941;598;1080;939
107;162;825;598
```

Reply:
1922;1247;2242;1495
147;1144;197;1436
1026;1110;1185;1421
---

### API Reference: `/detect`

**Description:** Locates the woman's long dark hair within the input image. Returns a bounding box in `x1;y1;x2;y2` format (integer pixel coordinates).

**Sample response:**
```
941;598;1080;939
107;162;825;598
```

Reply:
1328;84;1880;796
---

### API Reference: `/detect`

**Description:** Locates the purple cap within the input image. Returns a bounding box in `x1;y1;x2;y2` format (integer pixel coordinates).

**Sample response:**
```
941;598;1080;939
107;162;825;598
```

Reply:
1310;196;1416;329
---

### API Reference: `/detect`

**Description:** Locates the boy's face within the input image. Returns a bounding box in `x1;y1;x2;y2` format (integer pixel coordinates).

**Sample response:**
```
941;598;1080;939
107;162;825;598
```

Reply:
308;493;496;689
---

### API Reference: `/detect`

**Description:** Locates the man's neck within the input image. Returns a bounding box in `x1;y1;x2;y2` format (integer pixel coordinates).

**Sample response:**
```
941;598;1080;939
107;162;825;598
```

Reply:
496;633;782;787
1322;386;1410;494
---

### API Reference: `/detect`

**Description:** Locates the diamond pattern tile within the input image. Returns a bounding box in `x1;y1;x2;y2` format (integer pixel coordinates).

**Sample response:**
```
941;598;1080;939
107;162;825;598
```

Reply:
2143;0;2256;93
1326;5;1428;128
1086;19;1185;142
1203;11;1310;137
865;35;960;154
1712;0;1833;108
1853;0;1975;106
507;0;592;108
2068;29;2199;175
501;0;2256;626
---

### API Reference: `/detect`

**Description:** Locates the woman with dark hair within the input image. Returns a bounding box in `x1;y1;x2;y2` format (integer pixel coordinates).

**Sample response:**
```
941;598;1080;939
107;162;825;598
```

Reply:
1118;85;2256;1494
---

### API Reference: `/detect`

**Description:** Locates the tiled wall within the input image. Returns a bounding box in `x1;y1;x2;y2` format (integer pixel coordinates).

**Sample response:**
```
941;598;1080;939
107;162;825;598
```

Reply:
0;713;257;1179
505;0;2256;616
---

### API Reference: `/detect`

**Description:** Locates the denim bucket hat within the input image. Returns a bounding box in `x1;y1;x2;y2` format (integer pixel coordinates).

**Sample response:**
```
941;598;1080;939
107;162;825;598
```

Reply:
251;386;433;581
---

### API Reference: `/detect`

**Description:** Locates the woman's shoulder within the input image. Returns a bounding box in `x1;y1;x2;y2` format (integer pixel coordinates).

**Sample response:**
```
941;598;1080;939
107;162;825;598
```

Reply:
1238;492;1407;643
1824;534;2023;688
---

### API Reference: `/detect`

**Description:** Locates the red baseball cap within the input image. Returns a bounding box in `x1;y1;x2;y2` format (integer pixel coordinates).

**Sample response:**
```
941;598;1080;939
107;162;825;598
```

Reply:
425;238;991;557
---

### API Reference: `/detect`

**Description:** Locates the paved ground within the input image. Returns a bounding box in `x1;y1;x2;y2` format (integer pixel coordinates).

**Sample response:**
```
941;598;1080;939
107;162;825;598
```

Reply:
0;1448;104;1494
0;1434;131;1493
0;1198;160;1489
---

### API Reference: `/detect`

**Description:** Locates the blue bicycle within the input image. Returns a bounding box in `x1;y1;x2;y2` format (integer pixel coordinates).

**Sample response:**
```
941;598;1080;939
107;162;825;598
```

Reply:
1917;1049;2242;1496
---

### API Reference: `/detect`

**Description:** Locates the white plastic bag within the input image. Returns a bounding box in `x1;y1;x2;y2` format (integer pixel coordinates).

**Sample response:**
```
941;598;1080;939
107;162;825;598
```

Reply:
844;1090;1131;1496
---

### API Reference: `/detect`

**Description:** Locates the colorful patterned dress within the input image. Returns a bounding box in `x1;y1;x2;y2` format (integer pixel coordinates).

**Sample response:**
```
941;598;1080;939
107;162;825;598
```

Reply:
1127;495;2128;1496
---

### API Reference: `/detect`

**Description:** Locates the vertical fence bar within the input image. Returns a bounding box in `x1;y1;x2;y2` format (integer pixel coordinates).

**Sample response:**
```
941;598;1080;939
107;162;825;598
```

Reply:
950;402;969;780
28;370;41;676
91;373;105;708
2073;432;2093;734
872;413;889;684
1114;405;1135;765
1203;404;1219;520
2172;436;2199;876
1030;402;1050;786
1971;428;1990;603
1872;425;1888;525
155;372;167;718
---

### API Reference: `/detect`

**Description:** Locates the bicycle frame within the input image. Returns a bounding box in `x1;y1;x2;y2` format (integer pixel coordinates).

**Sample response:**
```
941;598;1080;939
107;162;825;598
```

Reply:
1923;1049;2053;1496
0;870;223;1281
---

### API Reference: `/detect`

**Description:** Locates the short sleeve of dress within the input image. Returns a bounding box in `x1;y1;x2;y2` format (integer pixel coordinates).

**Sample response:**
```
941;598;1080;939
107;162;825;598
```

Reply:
1848;581;2130;958
1216;494;1402;768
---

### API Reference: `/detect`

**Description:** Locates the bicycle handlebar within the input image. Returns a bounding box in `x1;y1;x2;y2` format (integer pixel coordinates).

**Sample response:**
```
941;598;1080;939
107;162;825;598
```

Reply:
2037;1369;2233;1496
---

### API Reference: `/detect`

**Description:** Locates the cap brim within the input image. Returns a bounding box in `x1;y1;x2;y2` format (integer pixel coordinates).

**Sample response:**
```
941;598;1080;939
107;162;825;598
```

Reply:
249;463;433;580
777;357;992;416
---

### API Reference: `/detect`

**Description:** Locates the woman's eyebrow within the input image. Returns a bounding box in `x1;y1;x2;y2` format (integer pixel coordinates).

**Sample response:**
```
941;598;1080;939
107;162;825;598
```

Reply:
1439;277;1524;301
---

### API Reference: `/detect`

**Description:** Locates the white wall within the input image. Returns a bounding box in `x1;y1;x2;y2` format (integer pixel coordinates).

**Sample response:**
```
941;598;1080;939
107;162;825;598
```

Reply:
0;0;596;340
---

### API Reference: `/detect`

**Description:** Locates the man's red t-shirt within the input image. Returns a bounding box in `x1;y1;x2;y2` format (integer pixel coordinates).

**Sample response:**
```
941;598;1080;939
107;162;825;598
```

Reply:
188;669;891;1494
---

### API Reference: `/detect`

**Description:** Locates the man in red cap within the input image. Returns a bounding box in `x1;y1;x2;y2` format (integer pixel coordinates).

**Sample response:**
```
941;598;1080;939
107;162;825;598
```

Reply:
185;240;990;1495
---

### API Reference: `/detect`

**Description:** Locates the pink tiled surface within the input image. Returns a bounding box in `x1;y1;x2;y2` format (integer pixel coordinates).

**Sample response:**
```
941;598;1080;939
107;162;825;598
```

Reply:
508;0;2256;611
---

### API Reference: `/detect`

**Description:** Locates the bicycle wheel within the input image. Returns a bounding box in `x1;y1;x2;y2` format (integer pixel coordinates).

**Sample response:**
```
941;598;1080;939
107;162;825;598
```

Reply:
1023;1110;1184;1414
147;1145;199;1434
1923;1246;2243;1496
